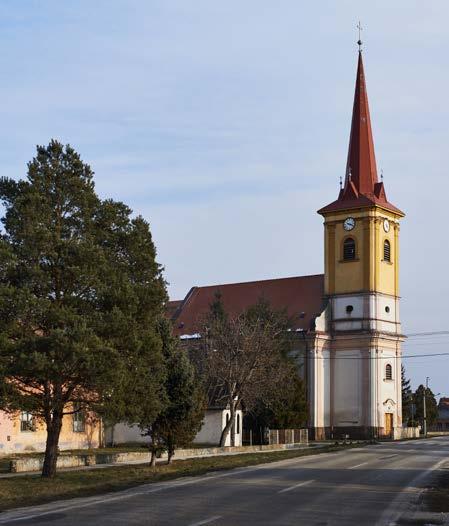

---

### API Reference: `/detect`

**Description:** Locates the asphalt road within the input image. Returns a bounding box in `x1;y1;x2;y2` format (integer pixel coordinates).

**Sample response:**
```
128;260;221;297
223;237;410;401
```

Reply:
1;436;449;526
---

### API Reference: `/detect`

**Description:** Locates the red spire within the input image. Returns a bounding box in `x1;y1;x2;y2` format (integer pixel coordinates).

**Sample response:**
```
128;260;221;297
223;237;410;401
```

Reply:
318;50;404;217
345;51;378;195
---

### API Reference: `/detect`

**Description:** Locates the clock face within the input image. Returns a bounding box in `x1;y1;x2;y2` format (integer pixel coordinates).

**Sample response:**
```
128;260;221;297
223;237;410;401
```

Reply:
343;217;355;231
383;219;390;233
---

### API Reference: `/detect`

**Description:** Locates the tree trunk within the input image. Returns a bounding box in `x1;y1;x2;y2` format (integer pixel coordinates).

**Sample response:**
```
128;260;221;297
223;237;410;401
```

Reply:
167;435;175;464
150;449;157;467
42;411;63;478
219;401;236;447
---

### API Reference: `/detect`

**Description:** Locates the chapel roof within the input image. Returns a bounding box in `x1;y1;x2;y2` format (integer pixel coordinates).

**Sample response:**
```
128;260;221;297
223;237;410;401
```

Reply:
169;274;325;337
318;51;404;217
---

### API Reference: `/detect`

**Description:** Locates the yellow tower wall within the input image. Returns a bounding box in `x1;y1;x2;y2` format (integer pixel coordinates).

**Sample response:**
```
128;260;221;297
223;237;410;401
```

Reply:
322;207;402;297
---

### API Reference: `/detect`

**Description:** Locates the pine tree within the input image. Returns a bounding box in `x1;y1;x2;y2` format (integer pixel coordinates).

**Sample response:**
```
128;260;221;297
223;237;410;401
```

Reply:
142;318;206;466
0;140;167;477
413;384;438;427
401;365;413;425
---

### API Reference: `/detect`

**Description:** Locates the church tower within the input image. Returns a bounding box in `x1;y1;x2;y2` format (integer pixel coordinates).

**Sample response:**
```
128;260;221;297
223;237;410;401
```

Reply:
315;48;405;439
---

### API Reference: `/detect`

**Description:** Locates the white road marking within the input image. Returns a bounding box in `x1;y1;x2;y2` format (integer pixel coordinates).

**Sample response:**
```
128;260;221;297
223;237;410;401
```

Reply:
188;516;222;526
278;479;314;494
349;461;370;469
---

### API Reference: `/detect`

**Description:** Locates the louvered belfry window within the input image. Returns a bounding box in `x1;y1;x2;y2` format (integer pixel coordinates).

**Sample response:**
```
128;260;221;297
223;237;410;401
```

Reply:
384;240;391;262
343;238;356;260
385;364;393;380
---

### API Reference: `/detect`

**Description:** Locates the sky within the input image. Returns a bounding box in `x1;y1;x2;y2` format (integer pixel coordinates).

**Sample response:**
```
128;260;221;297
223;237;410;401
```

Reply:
0;1;448;396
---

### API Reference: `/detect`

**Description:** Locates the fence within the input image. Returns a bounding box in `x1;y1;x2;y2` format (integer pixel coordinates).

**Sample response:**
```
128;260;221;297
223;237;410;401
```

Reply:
268;428;308;445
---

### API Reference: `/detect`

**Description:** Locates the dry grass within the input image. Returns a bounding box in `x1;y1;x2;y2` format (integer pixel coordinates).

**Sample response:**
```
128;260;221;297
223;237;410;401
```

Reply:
0;444;352;511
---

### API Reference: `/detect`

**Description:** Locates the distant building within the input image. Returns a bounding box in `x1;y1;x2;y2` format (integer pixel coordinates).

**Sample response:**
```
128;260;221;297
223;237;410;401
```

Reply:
0;410;101;455
432;398;449;432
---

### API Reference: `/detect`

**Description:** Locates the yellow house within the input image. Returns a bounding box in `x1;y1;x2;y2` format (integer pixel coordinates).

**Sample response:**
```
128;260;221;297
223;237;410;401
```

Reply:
0;409;101;455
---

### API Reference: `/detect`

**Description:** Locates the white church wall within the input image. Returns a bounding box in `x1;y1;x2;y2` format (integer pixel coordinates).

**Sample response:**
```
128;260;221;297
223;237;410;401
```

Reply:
333;350;362;426
333;296;364;319
377;349;400;431
322;349;331;426
331;294;401;334
335;320;363;331
371;296;401;333
308;343;331;432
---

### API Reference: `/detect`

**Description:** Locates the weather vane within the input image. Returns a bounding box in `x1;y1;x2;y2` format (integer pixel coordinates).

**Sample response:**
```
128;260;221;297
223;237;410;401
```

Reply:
357;21;363;51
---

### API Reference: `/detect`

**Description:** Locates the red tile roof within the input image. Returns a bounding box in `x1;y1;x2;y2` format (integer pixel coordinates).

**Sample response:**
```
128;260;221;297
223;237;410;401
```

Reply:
318;51;404;217
170;274;325;336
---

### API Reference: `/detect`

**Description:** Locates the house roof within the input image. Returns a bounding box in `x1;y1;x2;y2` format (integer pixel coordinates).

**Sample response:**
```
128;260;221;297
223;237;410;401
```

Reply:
439;397;449;408
318;51;404;217
169;274;325;336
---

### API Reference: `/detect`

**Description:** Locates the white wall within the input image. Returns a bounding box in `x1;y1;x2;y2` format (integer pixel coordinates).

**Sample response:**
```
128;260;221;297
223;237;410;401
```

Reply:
193;409;243;447
333;350;361;426
377;349;401;430
106;409;243;448
104;423;148;446
331;293;401;334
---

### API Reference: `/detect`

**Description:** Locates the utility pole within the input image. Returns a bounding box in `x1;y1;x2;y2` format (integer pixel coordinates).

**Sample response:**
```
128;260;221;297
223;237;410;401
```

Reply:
423;376;429;438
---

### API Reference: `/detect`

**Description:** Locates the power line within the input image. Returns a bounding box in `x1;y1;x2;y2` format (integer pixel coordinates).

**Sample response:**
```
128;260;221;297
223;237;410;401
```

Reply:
299;352;449;360
406;331;449;337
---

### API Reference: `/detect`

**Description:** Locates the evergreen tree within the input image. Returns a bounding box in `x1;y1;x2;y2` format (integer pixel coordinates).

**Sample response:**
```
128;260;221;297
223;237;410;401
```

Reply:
413;384;438;427
0;140;167;477
142;318;206;466
401;365;413;425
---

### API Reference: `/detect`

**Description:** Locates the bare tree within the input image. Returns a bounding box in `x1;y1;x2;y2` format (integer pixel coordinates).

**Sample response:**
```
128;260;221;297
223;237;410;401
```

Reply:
199;301;295;447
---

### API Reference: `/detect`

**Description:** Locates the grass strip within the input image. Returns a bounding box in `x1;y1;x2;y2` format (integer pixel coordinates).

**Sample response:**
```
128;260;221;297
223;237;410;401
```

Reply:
0;443;362;511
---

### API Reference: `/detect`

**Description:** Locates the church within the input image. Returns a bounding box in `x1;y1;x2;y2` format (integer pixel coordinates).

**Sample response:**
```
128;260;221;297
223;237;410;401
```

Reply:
169;47;405;441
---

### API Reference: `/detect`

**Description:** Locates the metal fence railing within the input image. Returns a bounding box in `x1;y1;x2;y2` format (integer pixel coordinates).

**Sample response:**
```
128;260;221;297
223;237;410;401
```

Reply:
268;428;308;445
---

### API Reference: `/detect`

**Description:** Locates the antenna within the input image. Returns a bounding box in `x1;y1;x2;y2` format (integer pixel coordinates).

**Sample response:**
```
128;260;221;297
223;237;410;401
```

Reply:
357;21;363;51
381;169;384;182
339;176;343;189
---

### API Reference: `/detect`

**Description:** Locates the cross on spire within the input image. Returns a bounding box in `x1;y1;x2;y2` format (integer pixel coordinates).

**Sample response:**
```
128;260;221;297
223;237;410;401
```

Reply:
317;37;405;217
357;21;363;51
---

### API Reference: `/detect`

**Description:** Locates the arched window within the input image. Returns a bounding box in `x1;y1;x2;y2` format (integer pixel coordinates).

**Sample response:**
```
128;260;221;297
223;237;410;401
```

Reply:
385;364;393;380
343;238;356;260
383;240;391;262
